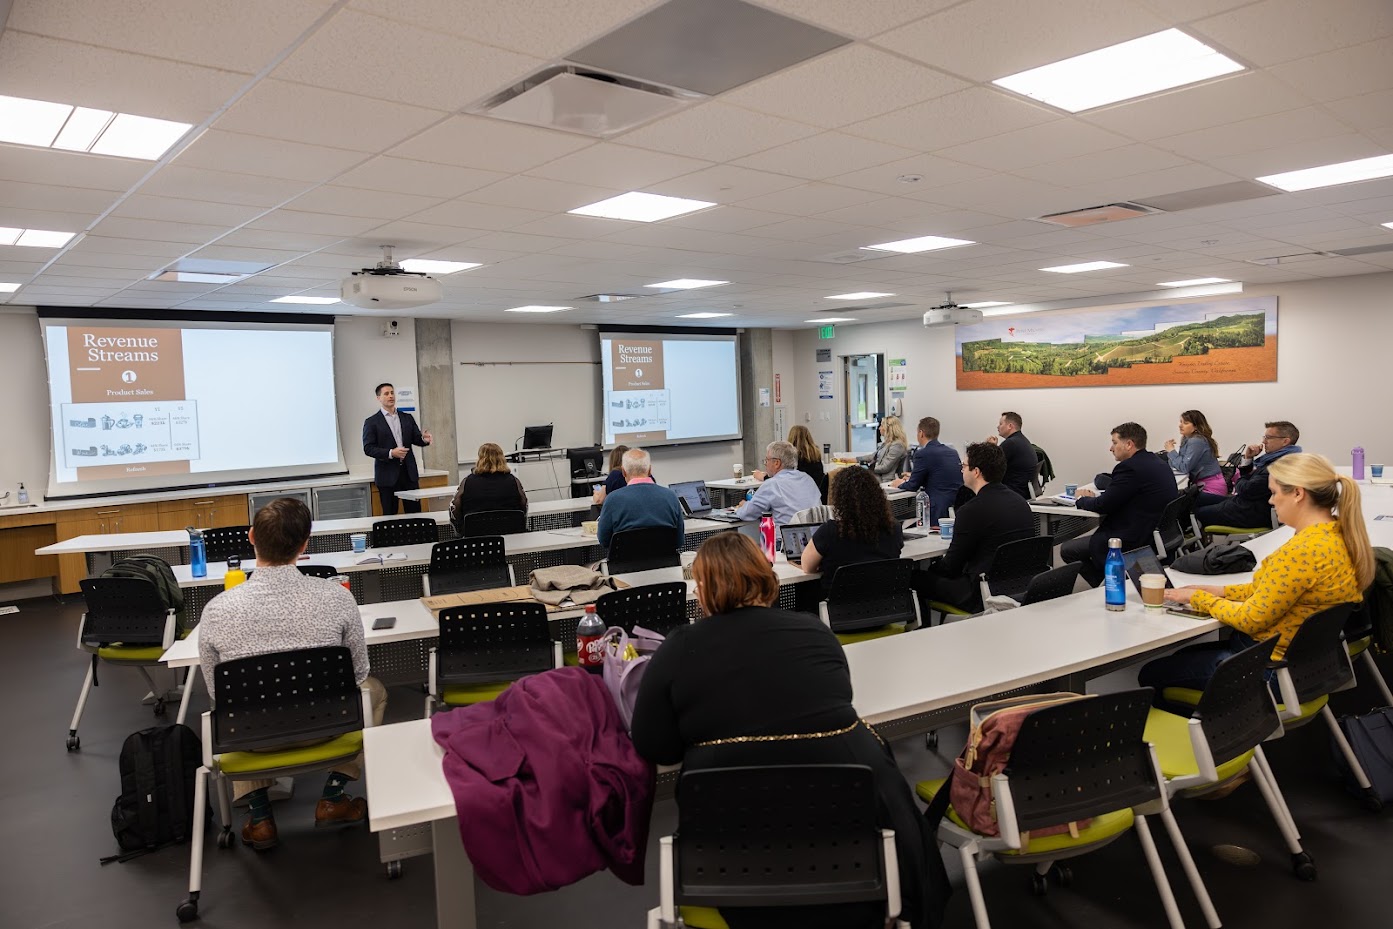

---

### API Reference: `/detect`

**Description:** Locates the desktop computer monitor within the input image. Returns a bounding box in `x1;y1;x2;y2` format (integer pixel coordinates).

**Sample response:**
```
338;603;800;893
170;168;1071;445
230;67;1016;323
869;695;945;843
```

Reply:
522;423;553;450
567;445;604;479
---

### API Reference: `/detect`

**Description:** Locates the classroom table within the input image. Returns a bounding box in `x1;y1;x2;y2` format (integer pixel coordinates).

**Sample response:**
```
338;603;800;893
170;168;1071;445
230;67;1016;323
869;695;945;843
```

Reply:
1027;500;1100;542
704;475;916;518
394;489;592;527
361;580;1219;929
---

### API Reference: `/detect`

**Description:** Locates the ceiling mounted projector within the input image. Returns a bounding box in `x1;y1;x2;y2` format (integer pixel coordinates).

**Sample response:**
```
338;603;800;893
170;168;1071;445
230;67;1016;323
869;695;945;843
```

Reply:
923;293;983;327
341;246;443;310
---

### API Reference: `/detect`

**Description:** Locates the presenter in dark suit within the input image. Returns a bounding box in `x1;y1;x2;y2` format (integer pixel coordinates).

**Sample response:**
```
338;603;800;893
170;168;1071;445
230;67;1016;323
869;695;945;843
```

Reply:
362;383;432;515
1061;422;1177;586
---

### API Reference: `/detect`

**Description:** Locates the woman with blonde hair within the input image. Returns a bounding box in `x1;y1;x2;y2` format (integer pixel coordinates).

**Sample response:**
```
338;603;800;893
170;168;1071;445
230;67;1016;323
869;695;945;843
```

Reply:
631;532;948;929
754;424;827;501
448;442;528;533
1140;453;1372;694
860;415;909;479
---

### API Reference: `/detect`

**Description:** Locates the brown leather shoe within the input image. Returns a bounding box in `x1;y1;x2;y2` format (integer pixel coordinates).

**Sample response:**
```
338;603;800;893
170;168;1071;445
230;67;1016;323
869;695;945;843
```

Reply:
241;816;279;850
314;795;367;827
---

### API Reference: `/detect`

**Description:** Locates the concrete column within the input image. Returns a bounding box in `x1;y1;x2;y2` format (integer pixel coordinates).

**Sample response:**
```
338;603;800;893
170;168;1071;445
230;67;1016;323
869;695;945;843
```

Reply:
414;318;458;483
740;328;775;469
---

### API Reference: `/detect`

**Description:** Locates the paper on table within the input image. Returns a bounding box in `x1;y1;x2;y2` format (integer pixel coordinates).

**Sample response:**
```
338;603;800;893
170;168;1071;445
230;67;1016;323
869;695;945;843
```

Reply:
357;552;408;565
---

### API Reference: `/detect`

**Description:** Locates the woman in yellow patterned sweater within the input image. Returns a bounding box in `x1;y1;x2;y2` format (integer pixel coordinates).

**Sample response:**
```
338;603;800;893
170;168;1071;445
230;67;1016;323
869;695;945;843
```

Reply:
1139;453;1373;694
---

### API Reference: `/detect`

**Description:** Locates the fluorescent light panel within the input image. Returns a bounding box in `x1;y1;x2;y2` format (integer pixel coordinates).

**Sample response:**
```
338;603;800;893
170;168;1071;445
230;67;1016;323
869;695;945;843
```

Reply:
826;291;894;300
862;235;975;253
960;301;1011;308
0;93;190;160
569;191;715;222
151;271;244;283
0;283;20;293
677;312;732;319
1258;154;1393;192
1157;277;1230;287
0;228;19;246
808;316;856;323
993;29;1245;113
399;259;481;274
504;305;572;313
645;279;728;289
1383;222;1393;230
1040;260;1128;273
11;228;78;248
272;295;339;305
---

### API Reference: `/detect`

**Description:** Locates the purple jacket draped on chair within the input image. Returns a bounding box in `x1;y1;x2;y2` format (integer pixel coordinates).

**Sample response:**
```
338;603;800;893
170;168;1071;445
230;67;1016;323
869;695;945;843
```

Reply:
430;667;656;894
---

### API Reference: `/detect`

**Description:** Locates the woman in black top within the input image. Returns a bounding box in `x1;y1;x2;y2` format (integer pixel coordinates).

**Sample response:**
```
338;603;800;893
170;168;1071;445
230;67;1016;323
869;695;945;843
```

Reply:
801;465;903;595
631;532;948;929
447;442;528;533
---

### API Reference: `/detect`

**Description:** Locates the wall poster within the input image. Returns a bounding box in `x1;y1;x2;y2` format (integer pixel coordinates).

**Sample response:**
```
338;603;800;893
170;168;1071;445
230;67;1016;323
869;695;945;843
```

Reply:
954;296;1277;390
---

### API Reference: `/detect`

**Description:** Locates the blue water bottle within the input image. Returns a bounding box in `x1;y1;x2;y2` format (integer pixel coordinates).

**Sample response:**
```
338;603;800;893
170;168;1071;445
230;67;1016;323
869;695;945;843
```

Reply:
188;527;207;579
745;488;755;502
1103;537;1126;612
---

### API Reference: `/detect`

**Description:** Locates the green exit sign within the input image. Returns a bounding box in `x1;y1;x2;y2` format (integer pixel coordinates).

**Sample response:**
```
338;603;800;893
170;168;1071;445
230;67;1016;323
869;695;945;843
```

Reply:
819;325;835;339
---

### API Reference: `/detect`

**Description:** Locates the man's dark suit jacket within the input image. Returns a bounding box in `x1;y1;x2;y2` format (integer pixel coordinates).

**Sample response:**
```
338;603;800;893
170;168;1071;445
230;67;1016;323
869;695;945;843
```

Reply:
1000;431;1037;499
927;481;1036;608
1074;450;1177;566
362;410;427;489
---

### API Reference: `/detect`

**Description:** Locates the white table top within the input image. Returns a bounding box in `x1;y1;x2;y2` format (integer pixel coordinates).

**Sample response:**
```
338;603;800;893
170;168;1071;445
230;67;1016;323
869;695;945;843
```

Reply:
706;476;913;501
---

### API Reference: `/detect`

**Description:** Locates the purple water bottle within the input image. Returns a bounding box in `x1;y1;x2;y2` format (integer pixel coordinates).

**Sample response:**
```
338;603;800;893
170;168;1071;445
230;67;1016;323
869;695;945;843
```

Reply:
1353;446;1365;481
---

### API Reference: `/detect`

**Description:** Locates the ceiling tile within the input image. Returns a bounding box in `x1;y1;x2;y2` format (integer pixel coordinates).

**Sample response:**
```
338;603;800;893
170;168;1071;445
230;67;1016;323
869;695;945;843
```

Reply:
140;165;315;207
390;115;595;173
749;0;957;39
109;194;265;227
527;144;711;190
1084;72;1312;143
734;132;916;180
937;120;1131;173
1194;0;1393;67
247;210;383;237
286;185;445;220
1267;37;1393;103
645;165;804;203
465;176;618;212
847;87;1057;151
617;102;820;163
0;180;118;215
272;10;543;111
736;182;887;216
828;154;994;198
174;130;367;182
408;200;548;231
1017;144;1190;187
0;147;151;192
1325;89;1393;131
213;228;344;252
333;157;507;199
1156;106;1353;161
90;217;233;245
1207;133;1386;178
214;80;446;153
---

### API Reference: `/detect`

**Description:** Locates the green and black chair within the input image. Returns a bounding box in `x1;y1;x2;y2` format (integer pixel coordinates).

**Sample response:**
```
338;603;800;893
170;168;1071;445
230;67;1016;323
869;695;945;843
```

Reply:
426;601;561;711
1203;505;1278;544
927;535;1052;624
820;558;921;645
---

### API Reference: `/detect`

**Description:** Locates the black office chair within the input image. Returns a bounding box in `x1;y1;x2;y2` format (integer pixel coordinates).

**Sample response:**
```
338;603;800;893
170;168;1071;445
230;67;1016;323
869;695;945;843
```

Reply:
296;564;338;579
594;582;689;637
1019;563;1083;606
371;517;438;548
820;559;921;645
647;765;910;929
460;509;528;538
604;526;681;575
426;602;561;712
68;577;180;751
181;646;370;922
424;536;514;596
1345;593;1393;705
1151;493;1200;564
928;534;1051;624
201;526;254;563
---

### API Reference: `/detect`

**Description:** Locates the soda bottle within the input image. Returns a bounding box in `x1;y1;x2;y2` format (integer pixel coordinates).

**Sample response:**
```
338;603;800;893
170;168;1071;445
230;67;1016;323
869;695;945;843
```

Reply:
1104;538;1127;612
187;528;207;579
759;515;776;563
223;554;247;591
576;603;606;673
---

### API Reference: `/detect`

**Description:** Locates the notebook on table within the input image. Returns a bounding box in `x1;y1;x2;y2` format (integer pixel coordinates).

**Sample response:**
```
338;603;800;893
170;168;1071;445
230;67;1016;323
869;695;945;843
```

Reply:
1123;547;1208;618
671;480;747;523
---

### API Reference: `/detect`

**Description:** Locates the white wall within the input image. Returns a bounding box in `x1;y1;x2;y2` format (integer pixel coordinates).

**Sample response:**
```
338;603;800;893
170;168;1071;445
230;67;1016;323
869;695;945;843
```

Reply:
0;308;49;500
335;315;419;479
789;271;1393;490
771;328;796;440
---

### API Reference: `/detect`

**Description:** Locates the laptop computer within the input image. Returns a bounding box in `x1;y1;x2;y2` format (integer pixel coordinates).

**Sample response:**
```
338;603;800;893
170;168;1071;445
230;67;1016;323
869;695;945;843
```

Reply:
779;523;820;565
671;480;746;523
1122;547;1207;618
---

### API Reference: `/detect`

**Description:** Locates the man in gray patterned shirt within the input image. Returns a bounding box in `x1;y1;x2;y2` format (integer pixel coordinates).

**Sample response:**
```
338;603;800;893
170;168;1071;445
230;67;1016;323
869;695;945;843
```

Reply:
198;497;387;850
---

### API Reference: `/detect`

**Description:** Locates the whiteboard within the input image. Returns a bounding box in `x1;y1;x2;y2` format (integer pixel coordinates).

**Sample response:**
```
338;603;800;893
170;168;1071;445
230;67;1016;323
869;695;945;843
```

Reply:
454;362;600;462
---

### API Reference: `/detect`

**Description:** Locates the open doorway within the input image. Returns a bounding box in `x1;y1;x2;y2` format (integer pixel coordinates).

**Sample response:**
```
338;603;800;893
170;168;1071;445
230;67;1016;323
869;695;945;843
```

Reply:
842;354;884;454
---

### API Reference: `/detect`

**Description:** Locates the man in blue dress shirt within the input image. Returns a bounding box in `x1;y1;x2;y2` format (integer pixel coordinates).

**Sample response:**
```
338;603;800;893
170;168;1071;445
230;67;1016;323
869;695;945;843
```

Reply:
891;416;964;526
735;440;822;528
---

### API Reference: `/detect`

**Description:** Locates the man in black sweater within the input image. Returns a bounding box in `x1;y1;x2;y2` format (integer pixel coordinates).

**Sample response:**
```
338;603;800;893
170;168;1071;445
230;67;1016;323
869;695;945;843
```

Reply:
1062;422;1178;586
987;411;1036;499
916;442;1035;613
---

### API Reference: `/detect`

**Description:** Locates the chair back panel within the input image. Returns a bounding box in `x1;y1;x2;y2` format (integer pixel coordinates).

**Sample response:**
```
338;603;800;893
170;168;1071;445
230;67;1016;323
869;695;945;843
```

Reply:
1005;689;1160;832
429;536;511;595
211;646;362;753
461;509;528;538
1195;638;1282;765
372;517;438;548
201;525;253;564
296;564;338;579
1283;603;1356;702
594;582;689;636
825;559;917;633
79;577;169;646
675;765;886;908
1154;493;1191;559
1020;563;1081;606
607;526;681;575
437;602;554;685
984;535;1054;598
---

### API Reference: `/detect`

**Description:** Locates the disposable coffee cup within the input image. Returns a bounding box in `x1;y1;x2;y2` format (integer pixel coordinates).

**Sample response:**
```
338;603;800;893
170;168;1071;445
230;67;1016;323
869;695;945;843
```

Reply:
350;532;367;553
733;463;744;480
1140;574;1167;610
939;517;955;541
1372;464;1385;479
1064;483;1078;497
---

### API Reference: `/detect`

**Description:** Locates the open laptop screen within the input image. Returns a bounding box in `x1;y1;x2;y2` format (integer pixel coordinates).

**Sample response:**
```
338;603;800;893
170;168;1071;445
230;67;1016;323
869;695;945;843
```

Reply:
669;480;712;516
1123;547;1172;596
780;523;819;562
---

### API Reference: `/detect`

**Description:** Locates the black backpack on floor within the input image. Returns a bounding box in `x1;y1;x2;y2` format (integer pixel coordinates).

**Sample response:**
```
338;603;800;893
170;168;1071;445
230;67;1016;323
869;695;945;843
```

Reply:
101;724;202;864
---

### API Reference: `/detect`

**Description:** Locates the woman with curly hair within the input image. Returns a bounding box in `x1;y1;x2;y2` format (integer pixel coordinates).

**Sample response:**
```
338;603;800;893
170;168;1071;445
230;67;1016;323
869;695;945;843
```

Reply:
799;464;902;595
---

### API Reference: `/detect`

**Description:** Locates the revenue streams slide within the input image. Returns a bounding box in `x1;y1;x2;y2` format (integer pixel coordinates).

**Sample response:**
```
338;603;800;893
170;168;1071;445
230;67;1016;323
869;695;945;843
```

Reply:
45;323;340;487
600;336;739;445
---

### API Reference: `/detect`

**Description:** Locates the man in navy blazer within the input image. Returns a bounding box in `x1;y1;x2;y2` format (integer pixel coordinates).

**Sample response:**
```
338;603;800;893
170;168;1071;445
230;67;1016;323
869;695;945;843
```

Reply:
362;383;432;515
890;415;963;526
1062;421;1177;586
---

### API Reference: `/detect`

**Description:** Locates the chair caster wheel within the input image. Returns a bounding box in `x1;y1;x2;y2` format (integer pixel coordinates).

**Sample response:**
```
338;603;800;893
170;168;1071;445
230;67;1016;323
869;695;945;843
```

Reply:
925;731;938;750
1292;852;1317;881
66;734;80;752
1031;872;1049;896
386;860;403;879
1052;863;1073;887
216;829;235;850
153;700;168;717
176;895;199;922
1360;790;1383;812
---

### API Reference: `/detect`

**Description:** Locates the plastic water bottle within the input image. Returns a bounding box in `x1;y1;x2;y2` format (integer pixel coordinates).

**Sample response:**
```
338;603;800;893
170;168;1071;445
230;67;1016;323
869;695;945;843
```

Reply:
223;554;247;591
576;603;605;673
745;488;755;502
759;516;777;563
1104;538;1126;612
915;490;929;528
17;483;28;504
187;528;207;579
1352;446;1365;481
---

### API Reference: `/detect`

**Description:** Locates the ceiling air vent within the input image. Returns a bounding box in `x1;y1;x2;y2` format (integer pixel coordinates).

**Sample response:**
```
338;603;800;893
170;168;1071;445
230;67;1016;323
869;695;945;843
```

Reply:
473;66;702;137
1035;202;1163;227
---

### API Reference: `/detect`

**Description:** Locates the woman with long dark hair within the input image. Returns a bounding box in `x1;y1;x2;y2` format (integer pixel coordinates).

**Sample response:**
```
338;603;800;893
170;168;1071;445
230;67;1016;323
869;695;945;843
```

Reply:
1164;409;1226;494
800;465;903;595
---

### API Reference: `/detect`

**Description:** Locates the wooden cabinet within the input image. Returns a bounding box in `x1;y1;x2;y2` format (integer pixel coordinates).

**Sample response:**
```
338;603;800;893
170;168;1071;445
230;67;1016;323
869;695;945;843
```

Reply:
0;510;58;585
53;501;162;594
156;494;249;531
